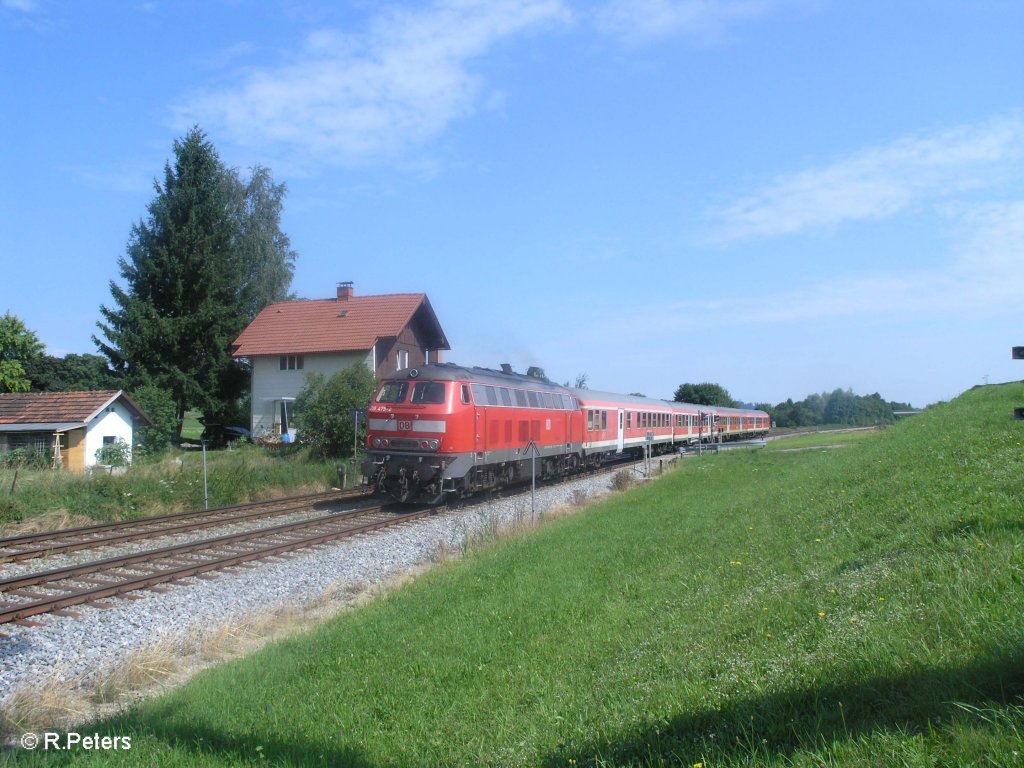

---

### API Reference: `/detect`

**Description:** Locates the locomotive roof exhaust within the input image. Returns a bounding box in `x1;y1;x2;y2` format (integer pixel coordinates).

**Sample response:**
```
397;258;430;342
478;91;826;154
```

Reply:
500;363;513;373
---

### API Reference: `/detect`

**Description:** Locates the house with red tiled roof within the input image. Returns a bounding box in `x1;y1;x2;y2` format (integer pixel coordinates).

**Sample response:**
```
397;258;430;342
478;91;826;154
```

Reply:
0;390;152;472
231;282;450;439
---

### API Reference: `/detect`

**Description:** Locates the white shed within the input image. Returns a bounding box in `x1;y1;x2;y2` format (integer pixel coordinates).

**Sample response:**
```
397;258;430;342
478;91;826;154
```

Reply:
0;390;151;472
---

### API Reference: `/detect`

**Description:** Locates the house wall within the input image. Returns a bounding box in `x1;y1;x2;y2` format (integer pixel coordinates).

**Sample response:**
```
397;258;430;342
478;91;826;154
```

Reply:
84;402;136;468
250;351;374;438
374;325;436;379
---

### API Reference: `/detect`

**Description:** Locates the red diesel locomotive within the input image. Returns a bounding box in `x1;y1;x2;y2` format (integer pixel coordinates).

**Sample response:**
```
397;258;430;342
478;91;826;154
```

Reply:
361;363;769;504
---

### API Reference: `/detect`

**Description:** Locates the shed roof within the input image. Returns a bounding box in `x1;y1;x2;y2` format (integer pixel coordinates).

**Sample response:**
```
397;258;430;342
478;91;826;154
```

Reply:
0;390;152;430
231;293;450;358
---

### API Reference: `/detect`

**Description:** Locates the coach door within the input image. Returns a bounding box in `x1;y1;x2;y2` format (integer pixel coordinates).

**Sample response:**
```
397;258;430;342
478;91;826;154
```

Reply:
616;409;625;453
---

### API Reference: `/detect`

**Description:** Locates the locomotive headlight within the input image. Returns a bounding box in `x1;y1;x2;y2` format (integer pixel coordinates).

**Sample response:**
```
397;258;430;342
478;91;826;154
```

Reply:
428;439;440;450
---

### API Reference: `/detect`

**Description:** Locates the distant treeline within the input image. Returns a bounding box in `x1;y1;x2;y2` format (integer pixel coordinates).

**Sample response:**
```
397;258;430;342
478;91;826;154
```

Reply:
762;389;915;428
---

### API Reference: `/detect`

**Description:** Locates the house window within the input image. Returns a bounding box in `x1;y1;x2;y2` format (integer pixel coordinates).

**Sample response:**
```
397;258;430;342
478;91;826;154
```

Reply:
279;355;304;370
397;350;409;370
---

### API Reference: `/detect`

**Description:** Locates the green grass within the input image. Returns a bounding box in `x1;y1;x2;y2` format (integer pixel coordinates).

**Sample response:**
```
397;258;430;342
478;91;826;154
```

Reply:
9;383;1024;766
764;429;877;451
180;410;205;442
0;445;343;527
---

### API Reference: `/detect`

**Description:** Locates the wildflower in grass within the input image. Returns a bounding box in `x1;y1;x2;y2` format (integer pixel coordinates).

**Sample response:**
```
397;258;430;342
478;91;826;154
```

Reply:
818;612;826;618
850;617;858;623
730;560;742;566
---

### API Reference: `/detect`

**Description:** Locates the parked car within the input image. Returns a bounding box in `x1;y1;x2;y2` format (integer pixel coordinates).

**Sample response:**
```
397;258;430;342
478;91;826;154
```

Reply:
200;424;252;447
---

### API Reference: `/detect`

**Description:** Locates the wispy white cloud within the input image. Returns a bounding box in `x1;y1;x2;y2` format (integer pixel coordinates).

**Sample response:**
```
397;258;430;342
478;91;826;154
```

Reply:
173;0;571;167
2;0;40;12
642;199;1024;331
593;0;786;44
708;114;1024;242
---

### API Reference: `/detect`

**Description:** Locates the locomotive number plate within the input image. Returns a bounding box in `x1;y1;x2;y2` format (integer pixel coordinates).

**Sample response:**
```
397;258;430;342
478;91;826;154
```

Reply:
398;420;413;431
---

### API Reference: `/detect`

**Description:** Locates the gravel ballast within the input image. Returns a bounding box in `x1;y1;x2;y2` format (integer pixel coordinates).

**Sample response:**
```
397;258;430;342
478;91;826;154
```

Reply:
0;471;630;712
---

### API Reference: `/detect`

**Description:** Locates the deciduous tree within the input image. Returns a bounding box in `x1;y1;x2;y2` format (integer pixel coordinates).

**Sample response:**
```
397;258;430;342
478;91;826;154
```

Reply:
24;353;120;392
0;311;43;393
673;382;738;407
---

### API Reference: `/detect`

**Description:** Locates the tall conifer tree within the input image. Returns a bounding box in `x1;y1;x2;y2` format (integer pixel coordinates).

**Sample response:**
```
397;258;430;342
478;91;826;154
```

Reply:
96;128;243;438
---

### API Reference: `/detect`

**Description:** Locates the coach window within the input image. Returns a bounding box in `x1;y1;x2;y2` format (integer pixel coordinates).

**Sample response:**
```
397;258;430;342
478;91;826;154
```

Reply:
626;412;631;429
601;411;608;431
587;411;594;431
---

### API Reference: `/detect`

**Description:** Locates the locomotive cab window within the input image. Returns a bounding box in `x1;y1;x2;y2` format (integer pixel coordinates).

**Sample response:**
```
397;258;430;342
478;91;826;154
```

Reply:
411;381;446;404
376;382;408;403
461;385;471;404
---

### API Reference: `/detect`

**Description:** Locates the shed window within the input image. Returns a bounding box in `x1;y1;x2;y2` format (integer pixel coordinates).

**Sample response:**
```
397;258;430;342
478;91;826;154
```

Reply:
279;355;304;370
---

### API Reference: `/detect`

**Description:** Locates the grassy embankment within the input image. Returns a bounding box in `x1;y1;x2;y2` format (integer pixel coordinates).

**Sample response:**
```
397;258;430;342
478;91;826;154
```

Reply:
10;383;1024;766
0;445;345;531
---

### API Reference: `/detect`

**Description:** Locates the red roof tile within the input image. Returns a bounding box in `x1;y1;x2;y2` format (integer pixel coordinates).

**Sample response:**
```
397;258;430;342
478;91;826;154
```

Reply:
0;391;128;426
231;293;448;357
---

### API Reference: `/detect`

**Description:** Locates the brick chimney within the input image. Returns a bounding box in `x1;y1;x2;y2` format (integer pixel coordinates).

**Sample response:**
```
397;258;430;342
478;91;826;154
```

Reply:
337;281;354;301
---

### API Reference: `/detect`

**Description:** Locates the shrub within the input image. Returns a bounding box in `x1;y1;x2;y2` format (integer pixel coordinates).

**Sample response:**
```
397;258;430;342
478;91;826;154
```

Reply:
95;438;131;467
295;364;376;459
0;447;50;470
610;469;634;491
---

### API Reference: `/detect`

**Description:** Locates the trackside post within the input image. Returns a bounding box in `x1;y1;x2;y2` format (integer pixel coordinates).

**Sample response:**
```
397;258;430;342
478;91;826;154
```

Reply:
1013;347;1024;420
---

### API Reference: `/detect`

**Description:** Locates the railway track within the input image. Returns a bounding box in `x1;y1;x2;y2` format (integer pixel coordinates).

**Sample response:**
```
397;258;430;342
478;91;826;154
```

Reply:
0;502;430;627
0;488;371;563
0;459;649;630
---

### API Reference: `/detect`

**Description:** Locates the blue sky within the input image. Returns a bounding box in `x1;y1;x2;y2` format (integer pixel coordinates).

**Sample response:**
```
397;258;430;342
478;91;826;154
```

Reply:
2;0;1022;407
